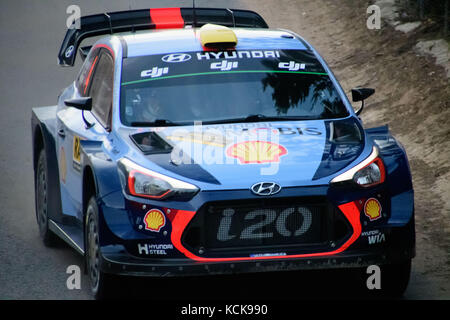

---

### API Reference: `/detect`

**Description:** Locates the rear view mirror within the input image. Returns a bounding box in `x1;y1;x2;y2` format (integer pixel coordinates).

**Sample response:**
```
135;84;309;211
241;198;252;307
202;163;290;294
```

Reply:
351;87;375;115
352;88;375;102
64;97;94;129
64;97;92;111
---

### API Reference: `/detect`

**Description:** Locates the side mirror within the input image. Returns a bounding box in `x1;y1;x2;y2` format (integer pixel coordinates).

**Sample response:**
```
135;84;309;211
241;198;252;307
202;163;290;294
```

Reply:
64;97;92;110
351;87;375;115
64;97;94;128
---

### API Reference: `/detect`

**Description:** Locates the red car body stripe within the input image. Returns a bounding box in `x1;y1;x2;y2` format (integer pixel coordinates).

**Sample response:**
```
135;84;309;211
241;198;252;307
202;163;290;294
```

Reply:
85;44;114;95
94;44;115;57
150;8;184;29
357;157;386;187
84;55;98;95
91;44;115;128
376;158;386;183
171;202;362;262
128;169;172;199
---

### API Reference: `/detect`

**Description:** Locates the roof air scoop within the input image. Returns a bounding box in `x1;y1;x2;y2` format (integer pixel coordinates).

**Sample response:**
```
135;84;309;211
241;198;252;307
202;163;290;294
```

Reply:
199;24;238;50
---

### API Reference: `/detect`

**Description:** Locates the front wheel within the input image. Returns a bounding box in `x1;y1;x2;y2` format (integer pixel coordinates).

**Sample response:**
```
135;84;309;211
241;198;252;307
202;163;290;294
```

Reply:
379;259;412;298
35;149;58;246
85;196;116;299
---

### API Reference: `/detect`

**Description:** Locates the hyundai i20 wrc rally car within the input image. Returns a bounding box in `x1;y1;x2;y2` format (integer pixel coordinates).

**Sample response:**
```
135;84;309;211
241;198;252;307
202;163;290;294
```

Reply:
32;7;415;298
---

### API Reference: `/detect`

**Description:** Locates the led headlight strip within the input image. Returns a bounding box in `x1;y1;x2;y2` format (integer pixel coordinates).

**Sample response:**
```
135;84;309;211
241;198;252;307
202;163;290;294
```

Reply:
330;146;379;184
119;158;199;199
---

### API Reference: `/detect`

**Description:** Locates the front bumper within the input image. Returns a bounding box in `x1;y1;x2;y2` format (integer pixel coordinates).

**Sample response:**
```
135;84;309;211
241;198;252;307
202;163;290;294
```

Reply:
100;245;415;277
98;186;415;277
99;216;415;277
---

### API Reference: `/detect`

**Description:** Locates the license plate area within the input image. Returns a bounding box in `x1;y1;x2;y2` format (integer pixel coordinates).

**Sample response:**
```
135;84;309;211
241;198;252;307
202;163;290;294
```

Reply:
205;204;324;249
182;197;343;257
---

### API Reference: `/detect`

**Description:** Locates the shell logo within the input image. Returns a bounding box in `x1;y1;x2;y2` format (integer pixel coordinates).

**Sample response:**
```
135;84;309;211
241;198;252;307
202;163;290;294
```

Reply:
364;198;382;221
143;209;166;232
226;141;287;164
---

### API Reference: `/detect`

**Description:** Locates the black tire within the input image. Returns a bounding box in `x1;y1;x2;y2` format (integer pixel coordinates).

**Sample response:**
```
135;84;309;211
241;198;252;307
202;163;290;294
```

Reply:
35;149;59;246
85;196;117;299
379;259;412;298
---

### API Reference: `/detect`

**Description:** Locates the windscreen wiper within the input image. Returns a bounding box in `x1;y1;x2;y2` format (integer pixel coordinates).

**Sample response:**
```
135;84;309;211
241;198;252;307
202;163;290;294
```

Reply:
130;119;188;127
202;114;314;125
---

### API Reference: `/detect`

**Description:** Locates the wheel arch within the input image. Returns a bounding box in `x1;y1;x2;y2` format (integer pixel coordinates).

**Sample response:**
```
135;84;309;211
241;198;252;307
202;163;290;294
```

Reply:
79;141;122;225
33;125;44;173
80;147;122;273
31;107;62;222
82;165;98;225
366;125;413;195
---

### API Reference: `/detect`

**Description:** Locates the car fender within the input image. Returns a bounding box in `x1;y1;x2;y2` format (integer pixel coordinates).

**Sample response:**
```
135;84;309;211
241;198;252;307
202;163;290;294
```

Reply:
79;140;122;202
366;125;413;193
31;106;63;222
366;125;414;225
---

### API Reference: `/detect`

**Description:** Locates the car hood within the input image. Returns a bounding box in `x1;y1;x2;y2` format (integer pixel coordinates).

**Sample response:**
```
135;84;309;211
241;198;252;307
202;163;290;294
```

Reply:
129;118;365;189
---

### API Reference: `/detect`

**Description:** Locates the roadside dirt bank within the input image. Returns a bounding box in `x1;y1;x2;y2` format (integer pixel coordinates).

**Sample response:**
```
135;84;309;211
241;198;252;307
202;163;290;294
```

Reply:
239;0;450;298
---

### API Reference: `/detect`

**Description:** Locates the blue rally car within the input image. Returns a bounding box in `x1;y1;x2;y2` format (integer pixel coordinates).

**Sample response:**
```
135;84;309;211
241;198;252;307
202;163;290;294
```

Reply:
32;7;415;298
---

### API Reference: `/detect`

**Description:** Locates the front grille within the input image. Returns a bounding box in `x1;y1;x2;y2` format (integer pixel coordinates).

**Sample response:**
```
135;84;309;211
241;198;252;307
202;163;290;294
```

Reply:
182;197;352;257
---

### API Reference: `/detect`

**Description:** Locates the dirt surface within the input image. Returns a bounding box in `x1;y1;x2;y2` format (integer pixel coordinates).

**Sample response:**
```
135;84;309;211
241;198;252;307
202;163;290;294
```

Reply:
0;0;449;300
238;0;450;299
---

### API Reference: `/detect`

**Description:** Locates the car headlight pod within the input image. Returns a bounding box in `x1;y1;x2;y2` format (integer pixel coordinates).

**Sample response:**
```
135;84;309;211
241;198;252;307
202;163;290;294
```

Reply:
330;146;385;187
118;158;199;200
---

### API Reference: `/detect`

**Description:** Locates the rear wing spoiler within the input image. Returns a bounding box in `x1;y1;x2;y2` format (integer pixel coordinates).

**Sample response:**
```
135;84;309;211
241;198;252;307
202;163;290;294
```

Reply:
58;7;269;66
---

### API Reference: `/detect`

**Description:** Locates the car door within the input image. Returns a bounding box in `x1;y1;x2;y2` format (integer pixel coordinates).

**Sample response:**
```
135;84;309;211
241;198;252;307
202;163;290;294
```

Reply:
56;47;114;222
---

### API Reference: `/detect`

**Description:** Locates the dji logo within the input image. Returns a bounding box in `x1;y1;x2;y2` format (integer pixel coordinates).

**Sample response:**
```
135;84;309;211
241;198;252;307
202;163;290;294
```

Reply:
278;61;305;71
210;60;238;71
141;67;169;78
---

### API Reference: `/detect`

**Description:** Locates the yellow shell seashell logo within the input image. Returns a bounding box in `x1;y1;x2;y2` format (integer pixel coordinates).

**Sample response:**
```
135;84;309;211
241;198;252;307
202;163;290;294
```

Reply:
226;141;287;164
364;198;382;221
143;209;166;232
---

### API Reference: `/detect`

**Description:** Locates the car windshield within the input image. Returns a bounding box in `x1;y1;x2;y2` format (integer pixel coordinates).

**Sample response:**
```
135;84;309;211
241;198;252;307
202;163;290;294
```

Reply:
120;49;349;126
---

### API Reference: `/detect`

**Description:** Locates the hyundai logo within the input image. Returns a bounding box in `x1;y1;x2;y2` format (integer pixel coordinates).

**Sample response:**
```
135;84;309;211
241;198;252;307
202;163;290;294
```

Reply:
162;53;192;63
65;45;74;58
251;182;281;196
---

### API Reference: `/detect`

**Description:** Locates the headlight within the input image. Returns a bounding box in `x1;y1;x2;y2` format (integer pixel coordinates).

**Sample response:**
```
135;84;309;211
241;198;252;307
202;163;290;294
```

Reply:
330;146;385;187
353;159;385;187
117;158;199;200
